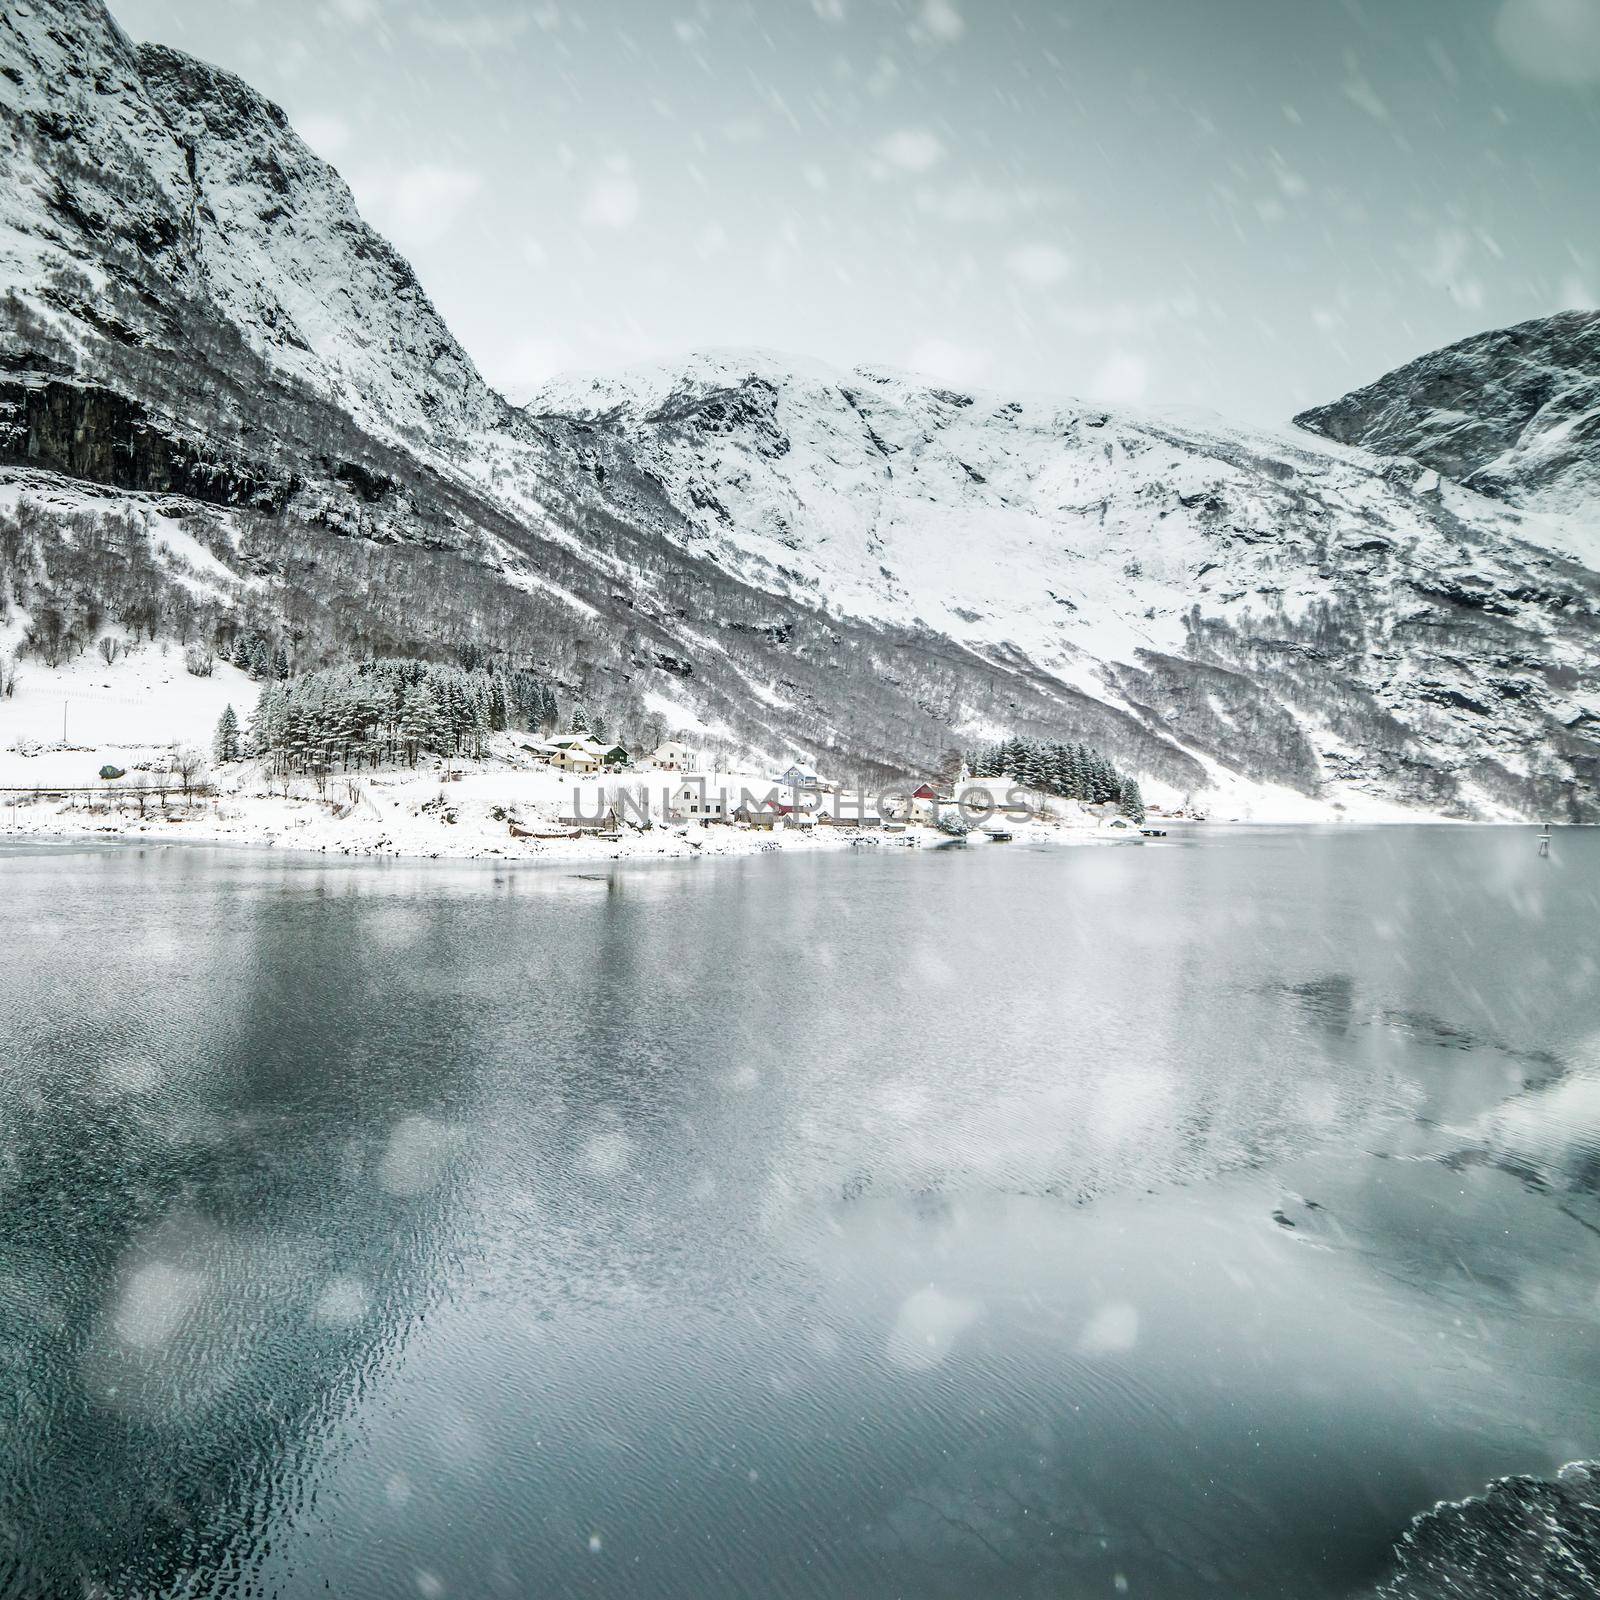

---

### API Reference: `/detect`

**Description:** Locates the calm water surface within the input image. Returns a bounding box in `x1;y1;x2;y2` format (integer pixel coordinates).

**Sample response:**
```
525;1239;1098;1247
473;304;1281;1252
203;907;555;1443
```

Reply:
2;827;1598;1598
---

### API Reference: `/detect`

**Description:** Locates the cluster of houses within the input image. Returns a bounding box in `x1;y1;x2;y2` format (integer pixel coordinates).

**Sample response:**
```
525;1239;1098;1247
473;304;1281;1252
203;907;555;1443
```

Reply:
516;734;1151;838
520;731;640;773
531;740;1142;835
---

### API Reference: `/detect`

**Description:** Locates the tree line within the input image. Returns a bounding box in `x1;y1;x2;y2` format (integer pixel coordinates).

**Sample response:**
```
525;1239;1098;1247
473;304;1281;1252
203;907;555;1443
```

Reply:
967;736;1145;822
246;658;559;776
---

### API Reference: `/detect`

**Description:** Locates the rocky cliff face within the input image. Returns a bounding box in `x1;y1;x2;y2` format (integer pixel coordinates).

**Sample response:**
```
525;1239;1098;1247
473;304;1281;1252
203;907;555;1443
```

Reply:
2;0;1597;819
1294;312;1600;520
133;42;508;445
0;0;502;450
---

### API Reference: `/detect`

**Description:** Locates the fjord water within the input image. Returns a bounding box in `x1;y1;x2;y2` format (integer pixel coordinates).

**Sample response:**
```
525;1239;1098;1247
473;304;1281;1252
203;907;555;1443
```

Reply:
2;829;1598;1599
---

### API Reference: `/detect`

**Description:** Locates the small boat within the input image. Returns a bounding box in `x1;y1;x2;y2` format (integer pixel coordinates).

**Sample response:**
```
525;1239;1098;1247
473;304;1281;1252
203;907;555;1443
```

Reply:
982;827;1013;842
1140;827;1167;837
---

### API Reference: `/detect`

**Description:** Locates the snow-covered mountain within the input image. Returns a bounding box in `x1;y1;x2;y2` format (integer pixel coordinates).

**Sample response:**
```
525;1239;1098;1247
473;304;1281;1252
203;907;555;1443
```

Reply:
2;0;1598;819
1295;311;1600;520
529;350;1600;816
0;0;502;448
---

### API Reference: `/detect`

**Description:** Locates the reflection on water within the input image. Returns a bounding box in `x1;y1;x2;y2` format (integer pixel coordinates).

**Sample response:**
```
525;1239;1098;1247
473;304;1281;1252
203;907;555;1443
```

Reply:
0;846;485;1596
1;827;1598;1598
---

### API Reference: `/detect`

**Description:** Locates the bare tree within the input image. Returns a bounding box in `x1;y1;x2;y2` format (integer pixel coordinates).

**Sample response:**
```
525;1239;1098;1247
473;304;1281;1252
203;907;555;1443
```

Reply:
170;744;208;797
97;635;120;666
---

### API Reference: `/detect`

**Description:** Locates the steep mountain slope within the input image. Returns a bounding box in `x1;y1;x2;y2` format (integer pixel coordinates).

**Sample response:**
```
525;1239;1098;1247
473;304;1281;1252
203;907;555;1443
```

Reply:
1294;312;1600;519
0;0;500;448
2;0;1597;818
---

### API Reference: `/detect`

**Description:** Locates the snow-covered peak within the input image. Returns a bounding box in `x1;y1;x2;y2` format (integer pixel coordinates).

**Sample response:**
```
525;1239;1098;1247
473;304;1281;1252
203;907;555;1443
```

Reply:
1294;311;1600;518
135;43;506;444
523;342;1497;669
514;337;1600;819
529;348;854;422
0;0;504;448
533;345;1184;441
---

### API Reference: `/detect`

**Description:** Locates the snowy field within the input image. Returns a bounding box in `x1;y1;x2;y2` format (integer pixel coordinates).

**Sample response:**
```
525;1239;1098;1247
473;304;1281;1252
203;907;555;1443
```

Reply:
0;642;255;785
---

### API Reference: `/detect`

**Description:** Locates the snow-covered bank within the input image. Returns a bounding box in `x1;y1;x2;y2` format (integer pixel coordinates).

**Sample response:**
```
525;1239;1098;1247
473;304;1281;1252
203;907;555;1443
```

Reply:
0;648;1118;859
0;769;1463;861
0;770;1132;862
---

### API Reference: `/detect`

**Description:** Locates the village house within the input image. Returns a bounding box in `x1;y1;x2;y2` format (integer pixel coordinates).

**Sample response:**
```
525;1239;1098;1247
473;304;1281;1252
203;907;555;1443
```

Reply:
547;742;602;774
671;779;729;821
651;740;695;772
523;736;595;771
900;781;945;822
817;794;887;829
558;778;658;831
538;733;630;772
734;796;813;830
559;802;620;832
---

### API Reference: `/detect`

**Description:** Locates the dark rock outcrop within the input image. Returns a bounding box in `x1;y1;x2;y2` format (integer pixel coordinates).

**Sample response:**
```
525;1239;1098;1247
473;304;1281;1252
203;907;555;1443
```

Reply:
1295;312;1600;516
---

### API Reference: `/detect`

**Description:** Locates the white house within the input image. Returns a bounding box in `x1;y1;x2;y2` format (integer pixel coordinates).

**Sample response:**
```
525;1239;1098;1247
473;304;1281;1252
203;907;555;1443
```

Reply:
907;782;945;822
671;779;728;820
651;740;695;772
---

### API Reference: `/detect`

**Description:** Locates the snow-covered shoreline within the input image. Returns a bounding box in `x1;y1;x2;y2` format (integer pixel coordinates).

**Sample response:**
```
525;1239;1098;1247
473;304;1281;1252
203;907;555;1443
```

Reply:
0;783;1129;863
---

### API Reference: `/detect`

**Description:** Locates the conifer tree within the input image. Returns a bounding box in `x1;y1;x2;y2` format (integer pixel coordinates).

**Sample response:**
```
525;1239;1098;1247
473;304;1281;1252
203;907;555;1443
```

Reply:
212;703;242;763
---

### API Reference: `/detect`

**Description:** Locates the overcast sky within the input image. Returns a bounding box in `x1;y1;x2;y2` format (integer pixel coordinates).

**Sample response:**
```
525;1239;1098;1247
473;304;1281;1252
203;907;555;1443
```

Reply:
110;0;1600;420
